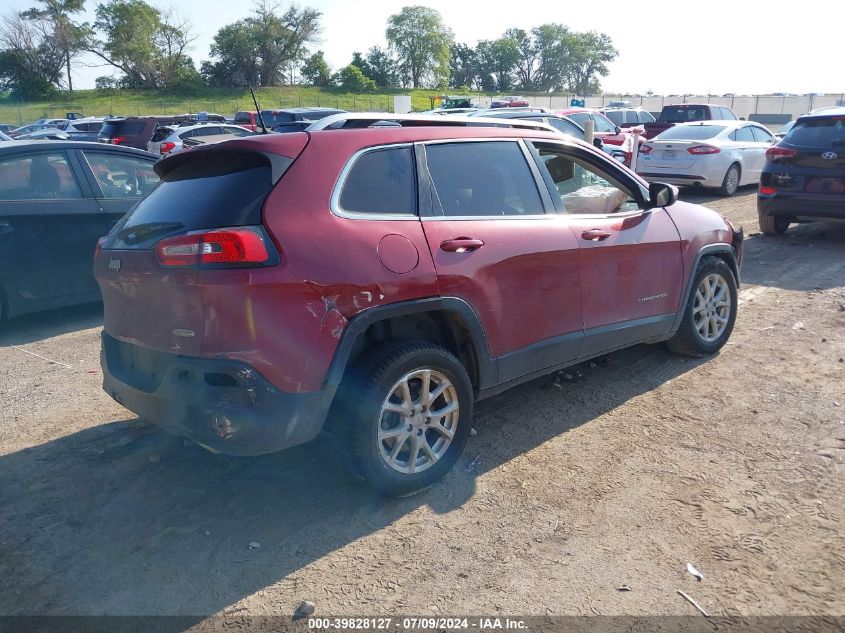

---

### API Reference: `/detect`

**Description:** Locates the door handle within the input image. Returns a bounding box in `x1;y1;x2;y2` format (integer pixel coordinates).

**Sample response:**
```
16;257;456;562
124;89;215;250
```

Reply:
440;238;484;252
581;229;612;241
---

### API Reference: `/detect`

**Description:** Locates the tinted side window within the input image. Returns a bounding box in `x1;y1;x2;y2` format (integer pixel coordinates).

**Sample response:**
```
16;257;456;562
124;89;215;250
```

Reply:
638;111;655;124
425;141;544;217
82;151;159;199
751;126;775;143
604;110;624;126
592;114;616;133
0;152;82;200
568;112;590;128
547;117;583;138
339;146;416;215
734;126;756;142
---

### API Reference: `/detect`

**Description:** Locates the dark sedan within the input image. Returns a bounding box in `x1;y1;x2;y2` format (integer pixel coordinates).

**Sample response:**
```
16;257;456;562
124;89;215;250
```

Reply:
758;108;845;235
0;141;159;321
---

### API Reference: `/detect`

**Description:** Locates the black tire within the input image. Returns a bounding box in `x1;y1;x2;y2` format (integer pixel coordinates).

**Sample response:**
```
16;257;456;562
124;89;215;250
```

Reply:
719;163;741;196
667;256;737;357
334;341;474;497
758;212;789;236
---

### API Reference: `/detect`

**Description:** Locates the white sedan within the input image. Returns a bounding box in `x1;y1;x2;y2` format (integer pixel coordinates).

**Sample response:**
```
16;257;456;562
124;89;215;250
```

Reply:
147;123;254;155
637;120;776;196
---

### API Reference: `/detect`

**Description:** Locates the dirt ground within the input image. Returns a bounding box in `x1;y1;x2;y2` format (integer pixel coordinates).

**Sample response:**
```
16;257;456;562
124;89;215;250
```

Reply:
1;186;843;621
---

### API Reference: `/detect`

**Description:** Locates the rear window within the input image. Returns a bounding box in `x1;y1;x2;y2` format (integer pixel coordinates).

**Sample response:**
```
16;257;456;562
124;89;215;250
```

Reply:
101;121;146;137
234;112;253;123
656;125;726;140
261;111;294;126
784;117;845;148
660;107;708;123
338;146;416;215
150;126;174;142
107;152;281;249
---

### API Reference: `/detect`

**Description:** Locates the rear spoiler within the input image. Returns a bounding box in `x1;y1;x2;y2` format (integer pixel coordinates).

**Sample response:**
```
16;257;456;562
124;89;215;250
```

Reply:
154;141;303;184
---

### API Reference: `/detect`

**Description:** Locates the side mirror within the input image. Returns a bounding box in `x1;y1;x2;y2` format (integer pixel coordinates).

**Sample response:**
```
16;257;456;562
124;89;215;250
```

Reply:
593;137;603;150
647;182;677;209
615;126;622;135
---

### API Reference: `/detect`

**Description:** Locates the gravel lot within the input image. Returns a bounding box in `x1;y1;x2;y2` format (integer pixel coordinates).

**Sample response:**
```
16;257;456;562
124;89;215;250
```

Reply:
1;186;843;620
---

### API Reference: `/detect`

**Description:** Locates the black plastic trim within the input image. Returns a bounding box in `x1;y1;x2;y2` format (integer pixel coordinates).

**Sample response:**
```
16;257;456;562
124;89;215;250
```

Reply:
324;297;498;392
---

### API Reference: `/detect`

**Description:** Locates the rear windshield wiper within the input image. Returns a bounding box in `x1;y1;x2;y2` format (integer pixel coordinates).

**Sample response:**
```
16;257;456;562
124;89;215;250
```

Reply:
117;222;184;245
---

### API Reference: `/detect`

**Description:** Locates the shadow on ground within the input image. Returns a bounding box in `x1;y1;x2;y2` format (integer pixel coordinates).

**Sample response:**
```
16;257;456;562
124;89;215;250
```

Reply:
0;302;102;346
0;344;703;617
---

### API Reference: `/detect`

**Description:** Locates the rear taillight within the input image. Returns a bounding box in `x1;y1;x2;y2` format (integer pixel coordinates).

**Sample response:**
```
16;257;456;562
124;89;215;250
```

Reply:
765;146;798;162
687;145;720;155
160;141;176;154
759;185;776;195
640;144;653;155
156;227;274;267
109;136;126;145
94;236;106;259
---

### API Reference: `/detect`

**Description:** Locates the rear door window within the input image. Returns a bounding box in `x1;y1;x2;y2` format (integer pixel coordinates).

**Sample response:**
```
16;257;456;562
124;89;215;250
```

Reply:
733;126;756;142
638;111;655;124
425;141;544;217
81;151;160;199
592;114;616;133
338;146;416;215
0;152;82;200
751;126;775;143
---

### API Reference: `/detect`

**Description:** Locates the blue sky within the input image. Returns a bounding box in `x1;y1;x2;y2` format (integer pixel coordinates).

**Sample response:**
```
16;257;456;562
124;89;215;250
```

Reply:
5;0;844;95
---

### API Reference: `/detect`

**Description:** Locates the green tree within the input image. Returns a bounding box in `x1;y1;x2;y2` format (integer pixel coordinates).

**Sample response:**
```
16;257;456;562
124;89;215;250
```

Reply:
20;0;90;93
88;0;195;89
385;5;453;88
204;1;321;87
532;23;571;92
0;14;65;98
336;63;376;93
252;0;321;87
565;31;617;95
301;50;331;86
365;46;397;89
475;36;519;92
505;28;538;92
204;21;260;87
449;43;477;90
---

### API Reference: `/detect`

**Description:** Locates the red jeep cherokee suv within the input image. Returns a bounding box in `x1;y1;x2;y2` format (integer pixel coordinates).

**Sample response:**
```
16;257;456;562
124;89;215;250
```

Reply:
94;124;743;495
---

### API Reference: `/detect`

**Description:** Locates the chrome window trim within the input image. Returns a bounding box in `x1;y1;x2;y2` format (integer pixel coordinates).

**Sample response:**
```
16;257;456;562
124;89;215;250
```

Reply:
329;142;419;221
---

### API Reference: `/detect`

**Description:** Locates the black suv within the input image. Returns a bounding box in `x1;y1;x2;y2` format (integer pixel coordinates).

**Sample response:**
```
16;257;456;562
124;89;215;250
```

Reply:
758;107;845;235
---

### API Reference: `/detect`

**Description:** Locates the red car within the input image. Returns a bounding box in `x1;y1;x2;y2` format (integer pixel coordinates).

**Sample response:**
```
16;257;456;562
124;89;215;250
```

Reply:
491;96;530;108
95;123;743;495
233;110;260;132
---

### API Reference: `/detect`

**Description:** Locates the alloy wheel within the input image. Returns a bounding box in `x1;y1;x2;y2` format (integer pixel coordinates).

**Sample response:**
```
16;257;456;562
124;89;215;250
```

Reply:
693;273;731;342
377;369;459;474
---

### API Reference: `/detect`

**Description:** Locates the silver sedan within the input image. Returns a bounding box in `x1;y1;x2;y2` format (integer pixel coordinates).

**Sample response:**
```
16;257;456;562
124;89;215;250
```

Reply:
637;120;776;196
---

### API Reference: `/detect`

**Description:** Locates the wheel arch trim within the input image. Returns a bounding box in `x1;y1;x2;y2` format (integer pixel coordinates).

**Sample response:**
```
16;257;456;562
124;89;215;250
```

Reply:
324;297;498;395
671;243;739;334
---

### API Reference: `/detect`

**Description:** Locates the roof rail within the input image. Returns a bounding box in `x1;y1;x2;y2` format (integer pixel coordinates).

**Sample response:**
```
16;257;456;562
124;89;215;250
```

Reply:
305;112;558;134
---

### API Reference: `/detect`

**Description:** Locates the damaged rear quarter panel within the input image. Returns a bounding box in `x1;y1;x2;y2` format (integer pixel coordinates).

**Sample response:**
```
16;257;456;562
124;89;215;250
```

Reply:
198;266;347;393
261;133;439;319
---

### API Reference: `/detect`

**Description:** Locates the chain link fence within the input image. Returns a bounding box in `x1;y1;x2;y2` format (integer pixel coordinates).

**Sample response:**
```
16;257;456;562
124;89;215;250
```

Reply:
0;94;395;126
1;92;843;128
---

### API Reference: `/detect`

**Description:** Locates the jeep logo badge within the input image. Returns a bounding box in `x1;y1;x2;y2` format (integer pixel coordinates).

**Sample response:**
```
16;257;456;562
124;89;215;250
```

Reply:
108;258;121;272
821;152;837;160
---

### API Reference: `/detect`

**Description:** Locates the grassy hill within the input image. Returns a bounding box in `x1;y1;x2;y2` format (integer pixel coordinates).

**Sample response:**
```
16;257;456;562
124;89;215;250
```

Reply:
0;87;465;126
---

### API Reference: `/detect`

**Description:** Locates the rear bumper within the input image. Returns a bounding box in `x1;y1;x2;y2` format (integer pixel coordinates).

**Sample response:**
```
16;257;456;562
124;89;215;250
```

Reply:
757;193;845;220
101;333;329;456
637;171;722;188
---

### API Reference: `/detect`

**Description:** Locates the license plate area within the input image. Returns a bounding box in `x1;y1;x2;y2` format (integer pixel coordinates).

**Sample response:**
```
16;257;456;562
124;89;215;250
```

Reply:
806;177;845;193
